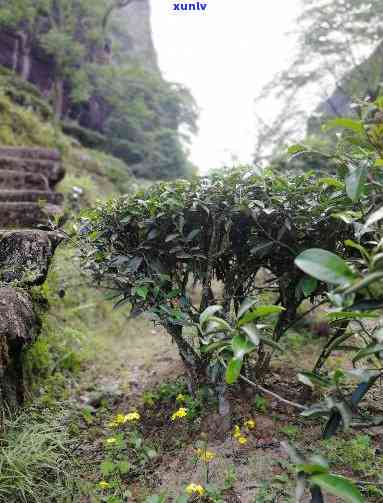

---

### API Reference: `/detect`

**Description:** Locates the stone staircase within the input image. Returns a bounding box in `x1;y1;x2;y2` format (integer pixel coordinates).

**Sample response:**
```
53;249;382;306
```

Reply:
0;147;65;227
0;147;65;412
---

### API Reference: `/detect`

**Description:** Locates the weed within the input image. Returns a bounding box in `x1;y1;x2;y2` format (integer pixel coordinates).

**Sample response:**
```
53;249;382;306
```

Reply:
322;434;382;477
224;465;237;490
279;424;300;440
0;409;73;502
254;394;268;413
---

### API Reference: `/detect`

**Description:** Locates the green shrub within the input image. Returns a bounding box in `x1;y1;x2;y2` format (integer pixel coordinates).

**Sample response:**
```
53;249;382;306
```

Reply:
79;166;350;389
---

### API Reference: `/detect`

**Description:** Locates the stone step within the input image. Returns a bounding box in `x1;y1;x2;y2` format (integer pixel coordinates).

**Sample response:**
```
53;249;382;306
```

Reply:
0;170;49;191
0;202;62;227
0;157;64;187
0;190;64;204
0;147;61;161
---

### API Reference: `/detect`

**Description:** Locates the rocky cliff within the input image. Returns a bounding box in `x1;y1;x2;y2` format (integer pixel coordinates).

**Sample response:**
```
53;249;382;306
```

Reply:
114;0;159;71
0;0;158;130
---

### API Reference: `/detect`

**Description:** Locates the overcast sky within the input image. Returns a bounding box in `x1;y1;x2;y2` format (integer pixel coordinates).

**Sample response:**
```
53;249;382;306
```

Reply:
151;0;301;172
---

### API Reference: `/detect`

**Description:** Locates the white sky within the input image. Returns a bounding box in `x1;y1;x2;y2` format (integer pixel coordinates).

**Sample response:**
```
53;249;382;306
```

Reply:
151;0;301;173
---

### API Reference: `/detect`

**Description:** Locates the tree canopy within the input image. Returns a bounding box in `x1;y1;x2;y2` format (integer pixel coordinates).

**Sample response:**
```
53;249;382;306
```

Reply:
254;0;383;162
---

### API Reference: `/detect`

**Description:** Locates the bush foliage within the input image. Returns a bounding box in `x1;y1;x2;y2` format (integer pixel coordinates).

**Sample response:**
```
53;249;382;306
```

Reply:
80;94;383;502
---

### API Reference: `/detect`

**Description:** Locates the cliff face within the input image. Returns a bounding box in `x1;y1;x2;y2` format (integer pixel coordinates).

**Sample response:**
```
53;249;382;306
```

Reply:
114;0;158;71
0;0;159;129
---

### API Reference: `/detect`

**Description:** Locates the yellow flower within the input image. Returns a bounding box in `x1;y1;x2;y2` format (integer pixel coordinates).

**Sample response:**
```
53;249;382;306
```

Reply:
233;425;241;439
244;419;256;430
186;483;205;496
106;437;117;445
171;407;188;421
176;393;187;402
196;448;216;462
108;412;140;427
237;436;248;445
98;480;110;490
126;412;141;422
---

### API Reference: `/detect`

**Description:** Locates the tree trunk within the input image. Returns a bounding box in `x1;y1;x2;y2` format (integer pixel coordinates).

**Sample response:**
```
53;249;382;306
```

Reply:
16;31;32;81
54;78;64;119
167;324;206;396
12;36;20;73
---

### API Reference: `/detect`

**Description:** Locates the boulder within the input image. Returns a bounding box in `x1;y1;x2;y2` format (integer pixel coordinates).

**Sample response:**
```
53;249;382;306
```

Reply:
0;288;39;409
0;230;63;287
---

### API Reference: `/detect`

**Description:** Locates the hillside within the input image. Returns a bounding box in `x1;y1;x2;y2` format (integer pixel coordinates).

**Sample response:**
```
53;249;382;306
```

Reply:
0;0;197;180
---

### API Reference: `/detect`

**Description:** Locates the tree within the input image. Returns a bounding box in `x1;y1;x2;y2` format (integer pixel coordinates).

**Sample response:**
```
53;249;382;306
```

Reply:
255;0;383;161
94;64;198;179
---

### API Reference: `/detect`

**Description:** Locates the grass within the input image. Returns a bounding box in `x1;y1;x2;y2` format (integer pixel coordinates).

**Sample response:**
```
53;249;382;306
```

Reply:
0;408;72;502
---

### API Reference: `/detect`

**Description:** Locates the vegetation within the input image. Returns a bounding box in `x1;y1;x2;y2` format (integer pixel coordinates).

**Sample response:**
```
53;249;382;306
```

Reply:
3;1;383;502
75;87;383;501
255;0;383;162
0;0;198;180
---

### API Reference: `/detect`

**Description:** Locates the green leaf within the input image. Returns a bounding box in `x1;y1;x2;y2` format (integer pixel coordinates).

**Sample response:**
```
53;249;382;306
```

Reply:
318;177;345;190
238;305;285;325
299;276;318;297
206;316;232;333
288;144;307;155
345;164;368;202
226;357;243;384
344;240;370;261
310;474;364;503
200;305;223;326
298;372;331;389
147;228;158;240
118;460;131;475
238;298;258;319
135;286;149;299
165;233;179;242
324;118;364;134
365;206;383;227
295;249;357;286
353;343;383;363
296;464;328;475
186;229;200;241
201;340;230;353
176;253;193;259
332;211;362;224
100;459;115;476
232;334;255;359
240;323;260;346
145;494;168;503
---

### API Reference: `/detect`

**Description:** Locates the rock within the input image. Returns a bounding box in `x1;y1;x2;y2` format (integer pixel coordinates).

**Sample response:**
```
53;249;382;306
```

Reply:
0;230;63;287
0;287;39;409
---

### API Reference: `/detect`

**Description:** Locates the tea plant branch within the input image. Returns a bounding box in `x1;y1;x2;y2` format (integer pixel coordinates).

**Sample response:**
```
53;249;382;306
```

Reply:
252;217;298;257
314;320;350;372
283;299;327;333
238;373;308;411
220;360;308;411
